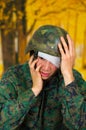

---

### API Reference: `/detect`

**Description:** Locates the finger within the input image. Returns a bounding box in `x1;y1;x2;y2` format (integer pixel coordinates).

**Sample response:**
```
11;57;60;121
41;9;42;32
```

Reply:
67;34;74;53
58;43;65;56
67;35;72;49
35;64;42;72
67;34;76;64
29;55;34;65
60;36;69;53
31;59;38;69
29;55;38;69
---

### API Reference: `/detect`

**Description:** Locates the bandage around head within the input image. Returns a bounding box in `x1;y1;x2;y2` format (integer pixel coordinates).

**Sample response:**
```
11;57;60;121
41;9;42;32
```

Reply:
38;51;60;68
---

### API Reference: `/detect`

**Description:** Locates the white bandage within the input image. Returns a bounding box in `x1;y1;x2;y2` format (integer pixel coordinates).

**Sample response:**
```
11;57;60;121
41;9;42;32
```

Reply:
38;51;60;68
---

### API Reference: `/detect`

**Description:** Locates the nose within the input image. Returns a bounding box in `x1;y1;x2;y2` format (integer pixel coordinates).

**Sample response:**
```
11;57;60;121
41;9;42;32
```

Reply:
44;60;50;70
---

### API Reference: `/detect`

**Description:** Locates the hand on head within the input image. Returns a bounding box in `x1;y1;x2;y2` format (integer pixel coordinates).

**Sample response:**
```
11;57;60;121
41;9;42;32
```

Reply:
58;34;75;85
28;55;43;96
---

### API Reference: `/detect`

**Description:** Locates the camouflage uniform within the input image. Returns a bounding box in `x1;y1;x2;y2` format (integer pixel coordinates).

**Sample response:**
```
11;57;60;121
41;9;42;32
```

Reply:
0;62;86;130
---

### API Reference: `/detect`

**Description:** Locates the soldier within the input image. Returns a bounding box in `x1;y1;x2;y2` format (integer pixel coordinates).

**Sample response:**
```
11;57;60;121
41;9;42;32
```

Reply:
0;25;86;130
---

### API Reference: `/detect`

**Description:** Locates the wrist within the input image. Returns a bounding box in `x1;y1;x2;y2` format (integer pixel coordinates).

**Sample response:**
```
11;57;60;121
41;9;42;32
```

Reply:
32;87;41;96
63;72;75;86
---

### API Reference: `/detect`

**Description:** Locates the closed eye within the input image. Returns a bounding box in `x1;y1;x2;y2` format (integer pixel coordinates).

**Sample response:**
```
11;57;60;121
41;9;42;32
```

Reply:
39;57;45;60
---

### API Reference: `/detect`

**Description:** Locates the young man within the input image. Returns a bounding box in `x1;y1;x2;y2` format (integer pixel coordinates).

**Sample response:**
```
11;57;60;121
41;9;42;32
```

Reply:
0;25;86;130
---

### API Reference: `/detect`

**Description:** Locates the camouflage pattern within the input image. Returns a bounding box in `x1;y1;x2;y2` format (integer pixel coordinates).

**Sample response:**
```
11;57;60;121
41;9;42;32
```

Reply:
0;62;86;130
25;25;68;56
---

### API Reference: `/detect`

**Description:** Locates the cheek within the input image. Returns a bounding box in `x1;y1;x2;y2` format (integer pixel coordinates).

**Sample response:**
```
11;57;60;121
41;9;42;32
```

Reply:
36;59;43;67
51;65;57;73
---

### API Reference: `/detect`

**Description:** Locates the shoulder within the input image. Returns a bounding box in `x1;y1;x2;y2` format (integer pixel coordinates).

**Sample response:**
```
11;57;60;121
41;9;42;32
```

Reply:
73;69;86;94
1;62;30;80
0;62;32;98
73;69;84;82
0;62;32;93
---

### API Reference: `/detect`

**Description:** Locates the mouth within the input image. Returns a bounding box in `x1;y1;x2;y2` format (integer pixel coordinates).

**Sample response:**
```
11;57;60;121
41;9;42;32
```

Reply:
40;71;50;78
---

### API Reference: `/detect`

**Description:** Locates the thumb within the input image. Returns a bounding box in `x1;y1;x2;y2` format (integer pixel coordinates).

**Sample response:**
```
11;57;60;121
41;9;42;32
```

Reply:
35;64;41;72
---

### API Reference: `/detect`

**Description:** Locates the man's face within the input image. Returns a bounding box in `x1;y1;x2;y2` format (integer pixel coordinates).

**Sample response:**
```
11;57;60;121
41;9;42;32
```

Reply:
36;57;57;80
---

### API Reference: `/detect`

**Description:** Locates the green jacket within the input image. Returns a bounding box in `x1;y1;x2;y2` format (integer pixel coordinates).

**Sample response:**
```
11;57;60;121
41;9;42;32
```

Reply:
0;62;86;130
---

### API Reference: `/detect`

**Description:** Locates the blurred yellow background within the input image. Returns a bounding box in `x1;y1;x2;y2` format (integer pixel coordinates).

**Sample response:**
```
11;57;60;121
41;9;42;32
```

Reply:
0;0;86;79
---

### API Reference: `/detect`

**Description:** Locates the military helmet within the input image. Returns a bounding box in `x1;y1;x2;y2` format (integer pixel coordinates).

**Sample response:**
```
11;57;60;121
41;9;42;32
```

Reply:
25;25;68;57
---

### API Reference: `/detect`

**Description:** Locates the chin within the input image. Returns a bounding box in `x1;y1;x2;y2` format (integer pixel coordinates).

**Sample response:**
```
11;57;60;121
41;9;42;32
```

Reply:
41;76;50;80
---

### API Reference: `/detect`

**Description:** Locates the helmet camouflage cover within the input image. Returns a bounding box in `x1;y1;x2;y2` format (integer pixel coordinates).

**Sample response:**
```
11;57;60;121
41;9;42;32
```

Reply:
25;25;68;57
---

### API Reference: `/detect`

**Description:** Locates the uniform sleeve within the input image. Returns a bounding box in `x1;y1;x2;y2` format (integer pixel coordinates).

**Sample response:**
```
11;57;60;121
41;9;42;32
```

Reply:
60;71;86;130
0;77;37;130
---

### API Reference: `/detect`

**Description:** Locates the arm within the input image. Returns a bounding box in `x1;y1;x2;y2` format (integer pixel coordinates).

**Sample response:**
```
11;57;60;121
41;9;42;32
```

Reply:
60;72;86;130
58;34;75;86
58;34;86;129
28;55;43;96
0;72;37;130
